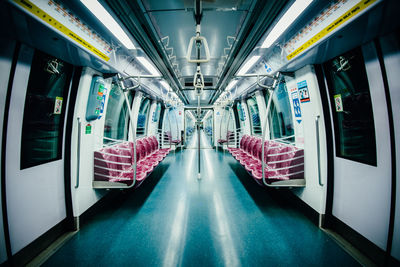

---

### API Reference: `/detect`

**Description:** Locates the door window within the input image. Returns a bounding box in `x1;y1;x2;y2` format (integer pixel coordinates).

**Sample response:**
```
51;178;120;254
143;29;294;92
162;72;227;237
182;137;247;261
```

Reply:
324;47;377;166
21;50;72;169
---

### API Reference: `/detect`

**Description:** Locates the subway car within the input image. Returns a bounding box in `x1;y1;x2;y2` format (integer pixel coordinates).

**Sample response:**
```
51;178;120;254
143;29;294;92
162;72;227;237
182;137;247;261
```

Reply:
0;0;399;266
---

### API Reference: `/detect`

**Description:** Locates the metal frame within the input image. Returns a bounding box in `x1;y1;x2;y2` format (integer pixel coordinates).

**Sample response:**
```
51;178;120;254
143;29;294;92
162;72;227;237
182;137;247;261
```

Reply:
260;73;305;187
93;74;138;189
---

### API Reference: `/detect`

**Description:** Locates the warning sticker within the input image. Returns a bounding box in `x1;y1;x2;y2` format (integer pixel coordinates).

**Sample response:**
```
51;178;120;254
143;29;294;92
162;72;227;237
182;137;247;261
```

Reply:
297;80;310;103
12;0;110;61
334;94;343;112
286;0;379;61
53;96;63;114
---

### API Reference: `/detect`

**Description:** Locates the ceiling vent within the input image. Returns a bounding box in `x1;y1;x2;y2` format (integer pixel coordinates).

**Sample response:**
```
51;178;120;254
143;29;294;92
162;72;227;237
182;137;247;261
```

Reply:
184;76;214;88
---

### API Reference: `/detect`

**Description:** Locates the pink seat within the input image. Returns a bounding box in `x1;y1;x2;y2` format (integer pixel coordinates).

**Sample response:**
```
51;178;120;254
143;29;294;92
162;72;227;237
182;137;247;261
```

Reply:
93;141;147;186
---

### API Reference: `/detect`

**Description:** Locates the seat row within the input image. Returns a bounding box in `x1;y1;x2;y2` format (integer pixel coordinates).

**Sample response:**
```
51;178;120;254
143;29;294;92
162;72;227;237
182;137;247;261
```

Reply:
217;130;234;145
227;135;305;186
93;136;170;188
164;131;181;145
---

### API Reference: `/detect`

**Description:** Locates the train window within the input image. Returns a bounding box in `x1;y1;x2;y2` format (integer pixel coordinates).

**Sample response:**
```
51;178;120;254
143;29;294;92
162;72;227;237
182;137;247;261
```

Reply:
20;50;72;169
137;98;150;137
152;103;161;123
103;83;133;144
324;47;377;166
236;102;246;122
265;81;294;141
246;97;262;135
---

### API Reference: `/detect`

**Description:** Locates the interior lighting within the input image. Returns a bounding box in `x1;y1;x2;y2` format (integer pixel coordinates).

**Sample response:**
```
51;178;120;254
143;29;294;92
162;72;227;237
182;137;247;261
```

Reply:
80;0;135;49
136;56;160;76
237;55;261;75
261;0;313;48
160;80;170;90
225;80;238;91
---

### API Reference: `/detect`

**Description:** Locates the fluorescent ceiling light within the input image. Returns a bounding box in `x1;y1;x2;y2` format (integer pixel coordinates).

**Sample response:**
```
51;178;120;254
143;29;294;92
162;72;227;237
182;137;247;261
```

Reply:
80;0;135;49
261;0;313;48
237;55;261;75
226;80;238;91
160;80;170;91
136;56;160;76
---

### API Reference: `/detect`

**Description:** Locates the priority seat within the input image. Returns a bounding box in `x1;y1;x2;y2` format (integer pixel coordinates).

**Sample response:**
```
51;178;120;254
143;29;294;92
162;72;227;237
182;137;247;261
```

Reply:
93;135;170;188
227;135;305;187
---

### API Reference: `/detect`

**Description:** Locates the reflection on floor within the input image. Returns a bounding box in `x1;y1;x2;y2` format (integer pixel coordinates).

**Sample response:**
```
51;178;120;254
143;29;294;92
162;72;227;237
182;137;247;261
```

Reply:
186;129;213;149
43;149;359;266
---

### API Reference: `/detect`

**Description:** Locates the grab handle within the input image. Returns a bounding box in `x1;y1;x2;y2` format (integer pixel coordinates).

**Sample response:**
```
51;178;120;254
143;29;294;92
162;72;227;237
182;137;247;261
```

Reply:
315;115;323;186
75;117;81;188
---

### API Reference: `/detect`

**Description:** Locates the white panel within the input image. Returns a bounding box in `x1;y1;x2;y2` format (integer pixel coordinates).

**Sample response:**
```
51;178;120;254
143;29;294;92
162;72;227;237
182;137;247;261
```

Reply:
332;43;391;250
380;33;400;261
290;65;328;214
284;76;305;147
0;38;16;264
70;67;110;217
6;45;66;254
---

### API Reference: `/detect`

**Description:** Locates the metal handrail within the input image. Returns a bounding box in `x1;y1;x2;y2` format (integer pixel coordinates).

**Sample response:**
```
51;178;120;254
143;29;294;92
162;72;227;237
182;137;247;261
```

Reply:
315;115;323;186
117;74;137;188
75;117;81;189
261;73;282;187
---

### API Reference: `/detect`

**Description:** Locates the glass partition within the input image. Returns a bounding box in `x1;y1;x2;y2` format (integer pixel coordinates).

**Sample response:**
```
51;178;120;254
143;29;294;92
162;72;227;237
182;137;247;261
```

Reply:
136;98;150;137
246;97;262;135
103;82;133;144
265;81;294;142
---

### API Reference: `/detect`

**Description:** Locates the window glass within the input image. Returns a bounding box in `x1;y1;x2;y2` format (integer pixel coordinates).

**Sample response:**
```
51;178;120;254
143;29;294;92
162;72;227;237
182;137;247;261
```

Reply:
265;81;294;142
21;50;72;169
152;103;161;123
324;47;377;166
103;83;133;144
236;102;246;122
246;97;261;135
137;98;150;136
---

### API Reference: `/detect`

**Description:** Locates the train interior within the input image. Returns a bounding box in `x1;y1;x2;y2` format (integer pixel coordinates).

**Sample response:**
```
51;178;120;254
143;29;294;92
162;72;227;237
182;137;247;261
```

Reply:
0;0;400;265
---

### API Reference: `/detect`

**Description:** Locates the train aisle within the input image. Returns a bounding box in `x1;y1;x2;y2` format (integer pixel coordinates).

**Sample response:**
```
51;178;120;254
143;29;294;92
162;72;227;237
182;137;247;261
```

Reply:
42;148;358;266
186;129;213;149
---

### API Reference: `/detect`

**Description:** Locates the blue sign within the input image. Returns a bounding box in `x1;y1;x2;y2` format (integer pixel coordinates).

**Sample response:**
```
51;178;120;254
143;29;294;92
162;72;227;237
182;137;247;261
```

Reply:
98;89;107;119
291;91;302;124
264;63;272;73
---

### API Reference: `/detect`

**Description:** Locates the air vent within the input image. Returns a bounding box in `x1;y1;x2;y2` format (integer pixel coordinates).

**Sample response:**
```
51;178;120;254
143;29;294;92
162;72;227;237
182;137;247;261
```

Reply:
184;77;214;87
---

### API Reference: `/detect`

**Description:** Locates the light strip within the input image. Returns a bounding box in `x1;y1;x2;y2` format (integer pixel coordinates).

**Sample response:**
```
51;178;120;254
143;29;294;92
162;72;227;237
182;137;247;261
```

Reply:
80;0;135;49
202;110;212;121
225;80;238;91
160;80;170;91
237;55;261;75
136;56;160;76
261;0;313;48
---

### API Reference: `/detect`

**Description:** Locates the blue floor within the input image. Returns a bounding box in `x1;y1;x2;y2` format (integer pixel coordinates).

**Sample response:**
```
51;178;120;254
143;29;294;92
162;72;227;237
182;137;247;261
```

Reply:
44;134;359;266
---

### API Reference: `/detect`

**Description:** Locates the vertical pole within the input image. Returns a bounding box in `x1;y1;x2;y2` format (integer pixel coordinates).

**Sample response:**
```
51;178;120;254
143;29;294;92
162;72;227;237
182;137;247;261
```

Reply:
197;95;201;179
122;89;137;187
117;74;137;187
262;74;279;187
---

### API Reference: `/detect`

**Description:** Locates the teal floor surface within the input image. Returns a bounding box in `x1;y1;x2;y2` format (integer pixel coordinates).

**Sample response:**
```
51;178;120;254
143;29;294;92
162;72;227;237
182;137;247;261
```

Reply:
43;131;359;266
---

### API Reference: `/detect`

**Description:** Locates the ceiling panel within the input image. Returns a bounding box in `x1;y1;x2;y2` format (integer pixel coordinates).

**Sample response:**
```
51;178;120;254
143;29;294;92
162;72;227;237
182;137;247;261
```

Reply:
142;0;253;104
